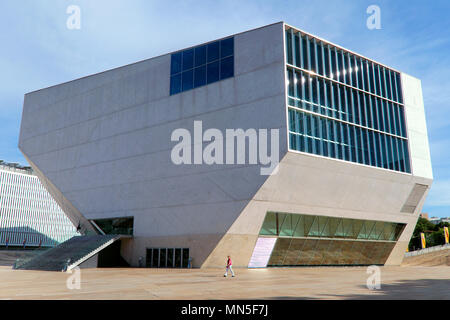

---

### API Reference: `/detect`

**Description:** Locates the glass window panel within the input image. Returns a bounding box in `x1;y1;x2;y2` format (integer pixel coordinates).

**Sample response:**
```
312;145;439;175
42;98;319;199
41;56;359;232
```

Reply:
339;85;347;121
341;219;356;238
396;73;403;103
350;55;357;86
279;214;293;237
368;62;374;94
381;222;395;241
308;216;321;237
324;45;330;78
311;240;331;265
207;41;220;62
194;66;206;88
159;248;167;268
220;56;234;80
220;37;234;58
358;58;365;91
167;248;174;268
342;123;350;161
286;31;292;65
152;248;159;267
182;49;194;71
391;71;398;102
350;124;358;162
294;34;301;67
343;87;351;123
361;242;377;265
206;61;220;84
182;69;194;91
374;64;381;96
292;215;305;237
317;42;324;75
182;248;189;268
296;239;318;265
302;35;309;69
363;129;370;165
393;224;405;241
324;240;342;265
368;130;376;167
338;241;354;264
377;99;385;132
268;238;291;266
311;77;318;105
386;135;394;170
392;137;400;171
284;239;305;265
194;45;207;67
403;139;411;173
330;48;336;80
379;242;396;264
343;52;350;84
352;90;359;125
309;38;316;72
369;221;385;240
359;92;367;127
380;67;387;98
399;106;407;138
260;212;277;235
170;74;182;95
171;52;182;75
383;100;391;134
386;69;393;100
336;49;343;82
350;241;366;265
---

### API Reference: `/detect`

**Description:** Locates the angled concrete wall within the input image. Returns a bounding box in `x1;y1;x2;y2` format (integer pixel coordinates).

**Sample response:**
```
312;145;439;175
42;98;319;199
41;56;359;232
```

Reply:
19;22;287;267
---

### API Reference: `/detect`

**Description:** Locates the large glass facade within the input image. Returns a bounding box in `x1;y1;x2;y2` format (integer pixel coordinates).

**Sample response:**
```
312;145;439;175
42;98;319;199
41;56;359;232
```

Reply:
170;37;234;95
285;28;410;173
259;212;405;266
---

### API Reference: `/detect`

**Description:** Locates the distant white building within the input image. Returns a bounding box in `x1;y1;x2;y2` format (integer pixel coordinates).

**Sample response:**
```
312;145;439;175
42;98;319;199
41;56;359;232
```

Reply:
0;162;79;247
429;217;450;225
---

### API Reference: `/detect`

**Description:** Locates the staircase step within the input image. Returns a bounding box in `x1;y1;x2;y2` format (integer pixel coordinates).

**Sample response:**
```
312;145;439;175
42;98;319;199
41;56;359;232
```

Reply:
14;235;122;271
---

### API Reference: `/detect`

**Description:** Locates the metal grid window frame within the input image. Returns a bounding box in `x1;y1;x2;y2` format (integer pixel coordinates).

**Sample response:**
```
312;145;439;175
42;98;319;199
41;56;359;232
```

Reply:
285;27;411;174
170;37;234;95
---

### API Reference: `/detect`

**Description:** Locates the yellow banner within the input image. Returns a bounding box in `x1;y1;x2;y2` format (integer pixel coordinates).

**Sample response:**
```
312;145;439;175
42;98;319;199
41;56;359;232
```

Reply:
421;233;426;249
444;227;449;244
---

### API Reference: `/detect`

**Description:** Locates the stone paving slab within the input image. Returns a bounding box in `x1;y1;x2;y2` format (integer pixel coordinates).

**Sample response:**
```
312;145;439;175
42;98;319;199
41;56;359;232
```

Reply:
0;266;449;300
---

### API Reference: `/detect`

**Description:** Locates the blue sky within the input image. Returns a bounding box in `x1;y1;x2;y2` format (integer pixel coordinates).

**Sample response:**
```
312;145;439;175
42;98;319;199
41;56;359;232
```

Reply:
1;0;449;217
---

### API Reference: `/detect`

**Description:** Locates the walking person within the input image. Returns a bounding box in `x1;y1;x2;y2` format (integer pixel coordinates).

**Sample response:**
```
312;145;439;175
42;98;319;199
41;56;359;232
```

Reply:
224;255;235;277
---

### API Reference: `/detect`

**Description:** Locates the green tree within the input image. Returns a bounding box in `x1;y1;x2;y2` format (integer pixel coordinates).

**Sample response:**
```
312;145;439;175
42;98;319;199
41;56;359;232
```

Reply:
408;218;449;251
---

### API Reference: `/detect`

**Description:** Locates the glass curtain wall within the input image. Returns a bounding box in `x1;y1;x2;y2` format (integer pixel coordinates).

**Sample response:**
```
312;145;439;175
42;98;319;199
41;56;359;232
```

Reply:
259;212;405;266
285;27;410;173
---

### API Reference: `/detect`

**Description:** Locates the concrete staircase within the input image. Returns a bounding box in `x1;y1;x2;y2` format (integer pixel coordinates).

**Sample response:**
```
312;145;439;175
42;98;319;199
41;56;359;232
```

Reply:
13;235;122;271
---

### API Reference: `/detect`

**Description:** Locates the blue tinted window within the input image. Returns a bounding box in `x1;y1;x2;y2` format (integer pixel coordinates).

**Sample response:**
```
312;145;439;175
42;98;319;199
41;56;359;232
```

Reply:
195;45;207;67
182;69;193;91
171;52;182;75
220;56;234;80
170;37;235;95
207;61;220;84
194;66;206;88
207;41;220;62
170;74;181;95
182;49;194;71
221;38;234;58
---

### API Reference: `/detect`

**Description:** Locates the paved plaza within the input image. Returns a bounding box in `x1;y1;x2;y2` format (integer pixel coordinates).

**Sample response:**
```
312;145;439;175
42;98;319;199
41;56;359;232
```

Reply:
0;266;449;300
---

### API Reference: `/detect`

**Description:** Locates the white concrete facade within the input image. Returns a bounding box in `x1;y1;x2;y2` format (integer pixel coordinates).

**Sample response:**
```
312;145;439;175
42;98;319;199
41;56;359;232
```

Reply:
19;22;432;267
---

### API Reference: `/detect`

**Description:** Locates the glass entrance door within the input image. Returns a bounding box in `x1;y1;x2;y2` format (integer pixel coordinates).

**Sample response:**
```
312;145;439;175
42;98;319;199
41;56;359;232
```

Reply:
146;248;189;268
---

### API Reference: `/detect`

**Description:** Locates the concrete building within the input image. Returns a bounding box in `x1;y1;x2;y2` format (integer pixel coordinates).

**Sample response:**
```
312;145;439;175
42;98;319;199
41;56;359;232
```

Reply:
18;22;432;268
0;161;79;248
